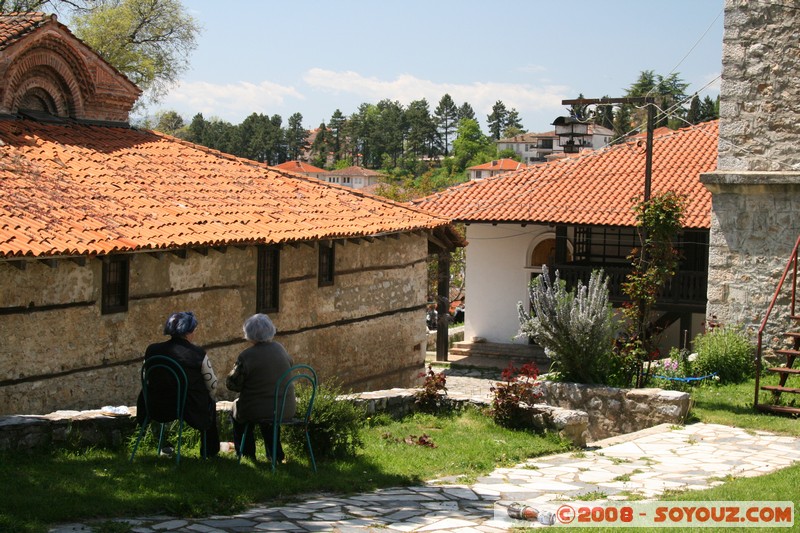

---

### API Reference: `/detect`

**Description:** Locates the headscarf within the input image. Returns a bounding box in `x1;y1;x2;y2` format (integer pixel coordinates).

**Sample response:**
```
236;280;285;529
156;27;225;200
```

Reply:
163;311;198;337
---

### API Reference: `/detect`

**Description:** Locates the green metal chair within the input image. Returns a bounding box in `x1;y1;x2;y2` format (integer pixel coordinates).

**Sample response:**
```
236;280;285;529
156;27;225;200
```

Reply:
237;364;317;472
130;355;206;465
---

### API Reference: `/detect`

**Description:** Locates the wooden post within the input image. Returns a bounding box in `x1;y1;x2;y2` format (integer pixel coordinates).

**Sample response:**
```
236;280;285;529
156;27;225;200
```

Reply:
436;250;451;361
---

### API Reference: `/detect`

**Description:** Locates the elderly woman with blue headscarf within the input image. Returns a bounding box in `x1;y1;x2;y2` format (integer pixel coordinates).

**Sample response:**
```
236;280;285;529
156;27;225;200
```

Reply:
227;313;295;462
135;311;221;457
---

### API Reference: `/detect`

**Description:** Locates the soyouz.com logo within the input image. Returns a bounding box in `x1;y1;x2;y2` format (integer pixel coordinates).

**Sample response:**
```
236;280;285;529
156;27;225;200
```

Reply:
498;501;794;528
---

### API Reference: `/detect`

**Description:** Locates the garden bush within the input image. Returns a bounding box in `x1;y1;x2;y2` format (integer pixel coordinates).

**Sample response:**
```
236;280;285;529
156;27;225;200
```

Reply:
490;362;542;429
283;379;365;460
692;324;755;384
414;365;449;413
517;265;619;384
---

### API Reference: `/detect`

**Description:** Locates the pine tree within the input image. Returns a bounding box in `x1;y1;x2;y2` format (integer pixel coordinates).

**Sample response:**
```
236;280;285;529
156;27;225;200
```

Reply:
434;94;459;156
486;100;508;140
458;102;477;122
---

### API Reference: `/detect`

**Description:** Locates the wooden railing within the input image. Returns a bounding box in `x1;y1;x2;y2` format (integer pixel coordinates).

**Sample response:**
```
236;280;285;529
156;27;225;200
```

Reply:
553;264;708;307
753;235;800;408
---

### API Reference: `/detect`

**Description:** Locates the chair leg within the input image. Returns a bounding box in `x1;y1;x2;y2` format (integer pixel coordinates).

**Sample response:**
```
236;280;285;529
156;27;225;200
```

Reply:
271;423;279;472
237;423;250;465
305;429;317;473
175;420;184;465
129;416;149;462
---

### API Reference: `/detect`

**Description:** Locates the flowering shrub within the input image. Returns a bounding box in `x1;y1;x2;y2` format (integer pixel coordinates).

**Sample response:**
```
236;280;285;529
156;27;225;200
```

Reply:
649;351;692;391
517;266;618;384
414;365;448;413
490;362;543;429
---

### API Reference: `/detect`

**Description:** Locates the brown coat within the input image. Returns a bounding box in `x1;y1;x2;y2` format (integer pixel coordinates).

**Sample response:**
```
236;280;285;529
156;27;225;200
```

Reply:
226;341;295;423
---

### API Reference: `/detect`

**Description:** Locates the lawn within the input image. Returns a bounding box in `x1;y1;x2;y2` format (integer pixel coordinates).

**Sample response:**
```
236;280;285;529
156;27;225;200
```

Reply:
0;407;570;533
1;377;798;533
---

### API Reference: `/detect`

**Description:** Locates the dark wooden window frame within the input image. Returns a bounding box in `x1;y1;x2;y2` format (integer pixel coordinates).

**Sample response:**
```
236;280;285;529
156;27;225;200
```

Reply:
257;245;280;313
318;241;335;287
101;255;129;314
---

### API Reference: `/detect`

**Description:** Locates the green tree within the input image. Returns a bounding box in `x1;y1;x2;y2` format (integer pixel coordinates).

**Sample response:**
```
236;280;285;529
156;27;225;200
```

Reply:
70;0;200;106
451;118;492;174
698;95;719;123
154;109;184;135
486;100;508;140
285;112;308;161
238;112;283;164
594;98;615;131
434;94;459;156
620;191;686;387
686;95;701;125
328;109;346;162
625;70;689;128
310;122;329;168
502;108;524;137
405;98;438;159
457;102;476;123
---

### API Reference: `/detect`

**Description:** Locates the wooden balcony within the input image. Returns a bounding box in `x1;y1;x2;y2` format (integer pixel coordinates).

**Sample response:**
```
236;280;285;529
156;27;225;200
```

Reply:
551;264;707;311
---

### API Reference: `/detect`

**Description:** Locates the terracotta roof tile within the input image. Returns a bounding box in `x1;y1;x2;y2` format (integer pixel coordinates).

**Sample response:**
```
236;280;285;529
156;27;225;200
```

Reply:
414;121;718;229
468;158;527;171
271;160;326;174
323;165;383;177
0;118;449;258
0;12;50;50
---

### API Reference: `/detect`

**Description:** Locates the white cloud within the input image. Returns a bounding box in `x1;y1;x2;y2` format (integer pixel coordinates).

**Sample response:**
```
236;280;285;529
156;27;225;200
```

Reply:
159;80;304;121
303;68;570;118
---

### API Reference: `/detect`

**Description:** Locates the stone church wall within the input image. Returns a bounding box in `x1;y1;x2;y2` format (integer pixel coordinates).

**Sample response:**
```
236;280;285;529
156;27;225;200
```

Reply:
701;0;800;339
0;234;429;415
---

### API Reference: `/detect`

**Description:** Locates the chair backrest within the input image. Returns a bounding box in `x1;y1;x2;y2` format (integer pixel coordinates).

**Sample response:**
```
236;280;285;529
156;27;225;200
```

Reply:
274;364;317;424
141;355;189;424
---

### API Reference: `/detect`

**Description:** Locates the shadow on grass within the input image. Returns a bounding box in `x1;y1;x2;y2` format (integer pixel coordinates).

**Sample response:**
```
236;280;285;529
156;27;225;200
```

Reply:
0;447;418;533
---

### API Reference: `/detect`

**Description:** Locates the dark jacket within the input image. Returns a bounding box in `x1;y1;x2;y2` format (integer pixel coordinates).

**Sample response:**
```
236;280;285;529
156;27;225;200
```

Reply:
227;341;295;423
136;336;216;430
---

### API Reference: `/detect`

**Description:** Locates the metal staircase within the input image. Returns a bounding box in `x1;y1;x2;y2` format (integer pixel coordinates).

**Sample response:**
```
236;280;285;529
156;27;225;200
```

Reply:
754;235;800;415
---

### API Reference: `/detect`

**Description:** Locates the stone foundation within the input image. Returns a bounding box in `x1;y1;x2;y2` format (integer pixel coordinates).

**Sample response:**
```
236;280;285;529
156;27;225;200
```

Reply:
537;381;691;441
0;381;691;452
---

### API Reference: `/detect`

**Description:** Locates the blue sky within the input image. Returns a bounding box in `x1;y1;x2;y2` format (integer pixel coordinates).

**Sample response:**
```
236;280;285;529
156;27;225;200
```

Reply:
154;0;725;133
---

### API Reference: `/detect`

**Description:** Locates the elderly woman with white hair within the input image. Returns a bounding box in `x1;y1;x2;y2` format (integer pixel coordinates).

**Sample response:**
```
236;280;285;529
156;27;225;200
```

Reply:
226;313;295;462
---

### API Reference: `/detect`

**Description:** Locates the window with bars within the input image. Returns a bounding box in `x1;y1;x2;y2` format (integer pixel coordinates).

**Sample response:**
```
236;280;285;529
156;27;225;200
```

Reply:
318;241;335;286
257;245;280;313
102;255;129;314
573;226;638;265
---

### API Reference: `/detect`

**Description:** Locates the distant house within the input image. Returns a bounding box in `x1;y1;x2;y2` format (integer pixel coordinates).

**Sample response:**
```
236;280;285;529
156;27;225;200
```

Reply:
497;126;614;165
468;158;527;180
272;160;327;180
0;13;464;415
415;121;718;353
320;165;384;190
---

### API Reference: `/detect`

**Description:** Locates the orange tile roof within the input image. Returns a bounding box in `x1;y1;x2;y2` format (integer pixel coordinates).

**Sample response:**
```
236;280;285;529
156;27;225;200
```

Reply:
0;12;50;49
0;118;450;258
272;160;326;174
414;121;718;229
323;165;383;177
468;158;527;172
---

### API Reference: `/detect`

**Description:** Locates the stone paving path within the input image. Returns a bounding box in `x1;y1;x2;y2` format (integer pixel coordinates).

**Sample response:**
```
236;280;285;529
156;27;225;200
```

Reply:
51;368;800;532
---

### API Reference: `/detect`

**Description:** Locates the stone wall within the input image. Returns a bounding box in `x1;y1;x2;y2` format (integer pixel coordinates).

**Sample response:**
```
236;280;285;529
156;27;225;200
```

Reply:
0;380;692;452
537;381;691;442
701;0;800;334
0;233;430;415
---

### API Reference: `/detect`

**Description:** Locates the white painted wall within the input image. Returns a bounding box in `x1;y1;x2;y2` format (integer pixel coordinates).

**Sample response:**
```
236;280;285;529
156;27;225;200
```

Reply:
464;223;550;343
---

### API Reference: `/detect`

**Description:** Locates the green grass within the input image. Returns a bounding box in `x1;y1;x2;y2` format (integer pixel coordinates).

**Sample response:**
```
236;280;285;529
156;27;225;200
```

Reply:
687;375;800;435
3;378;799;532
0;407;570;533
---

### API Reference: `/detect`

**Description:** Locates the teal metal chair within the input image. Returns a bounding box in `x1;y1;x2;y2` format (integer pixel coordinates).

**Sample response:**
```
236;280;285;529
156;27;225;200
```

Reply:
130;355;206;465
238;364;317;472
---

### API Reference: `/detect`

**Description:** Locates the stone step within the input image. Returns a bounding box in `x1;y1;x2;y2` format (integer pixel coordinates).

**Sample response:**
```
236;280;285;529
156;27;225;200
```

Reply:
448;341;551;370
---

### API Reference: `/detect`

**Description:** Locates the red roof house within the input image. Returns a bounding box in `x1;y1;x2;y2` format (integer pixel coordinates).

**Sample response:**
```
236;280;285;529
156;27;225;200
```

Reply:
414;120;718;350
0;13;463;415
